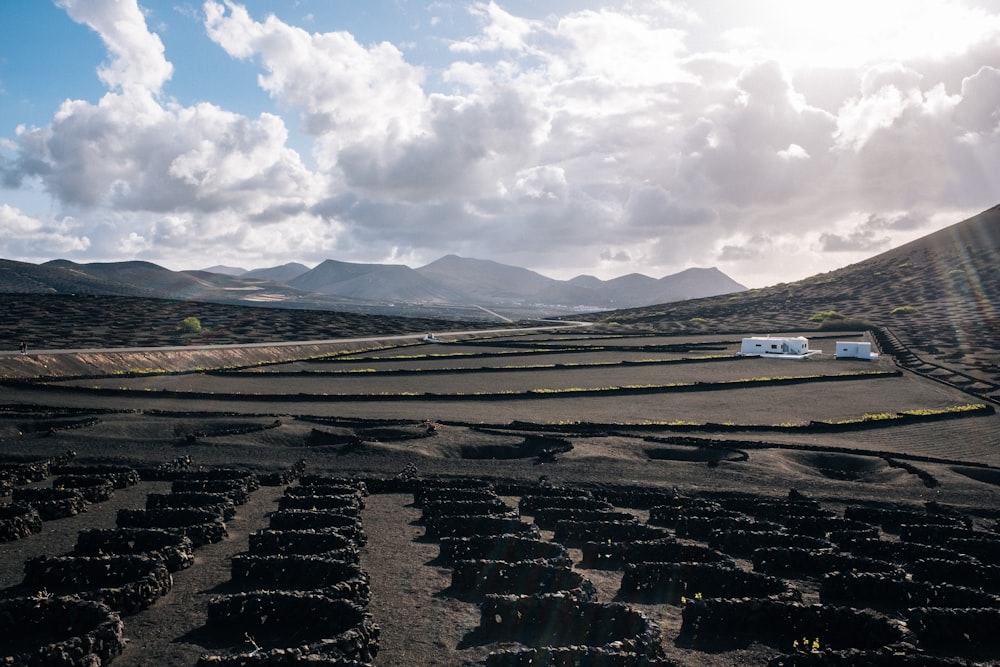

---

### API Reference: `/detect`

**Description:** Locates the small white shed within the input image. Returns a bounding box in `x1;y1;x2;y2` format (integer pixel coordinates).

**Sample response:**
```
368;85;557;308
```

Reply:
834;341;878;360
739;336;820;359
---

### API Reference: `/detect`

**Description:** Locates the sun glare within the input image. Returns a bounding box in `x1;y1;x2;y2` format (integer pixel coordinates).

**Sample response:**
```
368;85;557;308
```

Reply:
726;0;998;69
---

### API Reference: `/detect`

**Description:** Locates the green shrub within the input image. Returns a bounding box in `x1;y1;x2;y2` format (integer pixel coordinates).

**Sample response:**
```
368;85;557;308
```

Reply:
808;310;847;322
179;317;202;334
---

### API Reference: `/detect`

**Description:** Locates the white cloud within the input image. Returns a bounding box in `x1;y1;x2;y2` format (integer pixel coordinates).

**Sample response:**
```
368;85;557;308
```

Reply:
204;0;428;167
450;2;537;54
14;92;319;217
955;66;1000;134
2;0;1000;287
57;0;173;93
512;165;567;202
0;205;91;258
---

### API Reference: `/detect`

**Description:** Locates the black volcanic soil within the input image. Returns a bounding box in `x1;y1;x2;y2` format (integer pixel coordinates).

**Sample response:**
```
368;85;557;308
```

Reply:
1;325;999;666
1;204;999;665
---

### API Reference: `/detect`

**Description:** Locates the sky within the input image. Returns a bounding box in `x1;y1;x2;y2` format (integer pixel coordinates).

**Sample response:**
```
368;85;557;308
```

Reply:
1;1;999;288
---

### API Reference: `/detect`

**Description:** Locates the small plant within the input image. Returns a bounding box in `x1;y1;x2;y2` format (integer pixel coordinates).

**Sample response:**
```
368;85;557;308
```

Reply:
30;589;52;601
793;636;820;652
809;310;847;322
179;316;202;334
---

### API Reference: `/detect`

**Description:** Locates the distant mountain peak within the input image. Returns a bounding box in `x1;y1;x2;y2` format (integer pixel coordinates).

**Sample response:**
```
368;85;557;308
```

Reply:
200;265;247;276
5;253;749;316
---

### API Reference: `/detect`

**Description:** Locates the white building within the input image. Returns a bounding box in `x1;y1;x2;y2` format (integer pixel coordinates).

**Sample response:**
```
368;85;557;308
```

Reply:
834;341;878;360
739;335;821;359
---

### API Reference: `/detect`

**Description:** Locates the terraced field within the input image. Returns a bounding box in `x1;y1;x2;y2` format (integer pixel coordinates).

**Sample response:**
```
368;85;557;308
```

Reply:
1;326;999;666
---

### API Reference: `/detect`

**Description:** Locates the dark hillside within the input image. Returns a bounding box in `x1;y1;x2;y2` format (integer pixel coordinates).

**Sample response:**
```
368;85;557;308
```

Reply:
589;204;998;333
0;258;152;296
587;204;1000;394
0;294;500;351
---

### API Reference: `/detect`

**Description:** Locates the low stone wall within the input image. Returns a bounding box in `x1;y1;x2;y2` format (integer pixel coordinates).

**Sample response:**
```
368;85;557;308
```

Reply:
183;468;261;491
948;537;1000;565
74;527;195;572
519;495;612;514
116;508;227;547
0;596;125;667
256;462;305;488
52;474;116;503
648;501;741;527
738;500;833;522
358;477;417;495
51;464;140;488
676;516;781;541
840;538;971;565
590;488;674;510
420;499;511;523
413;487;498;505
678;599;906;650
12;487;87;520
147;491;236;519
296;476;368;495
249;528;358;557
910;558;1000;594
478;594;661;658
485;646;679;667
898;524;976;544
767;648;978;666
412;479;496;504
267;510;365;545
820;571;999;609
774;516;877;539
172;479;252;504
423;514;535;541
204;593;378;663
752;548;899;577
553;520;669;546
708;530;832;558
908;607;1000;653
230;554;370;604
277;494;363;513
438;535;569;566
580;538;731;570
619;562;797;604
0;459;52;486
450;559;590;598
285;484;366;499
197;647;372;666
533;508;637;531
843;506;971;532
0;503;42;542
22;554;172;615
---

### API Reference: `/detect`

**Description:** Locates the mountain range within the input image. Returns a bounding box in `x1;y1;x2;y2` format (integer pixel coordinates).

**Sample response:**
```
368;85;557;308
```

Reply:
0;254;746;319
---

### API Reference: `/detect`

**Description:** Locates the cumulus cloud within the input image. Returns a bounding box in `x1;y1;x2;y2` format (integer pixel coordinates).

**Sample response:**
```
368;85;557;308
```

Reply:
204;0;428;164
13;93;319;216
450;2;537;54
2;0;1000;285
817;212;925;253
3;0;326;270
0;205;91;258
57;0;173;93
